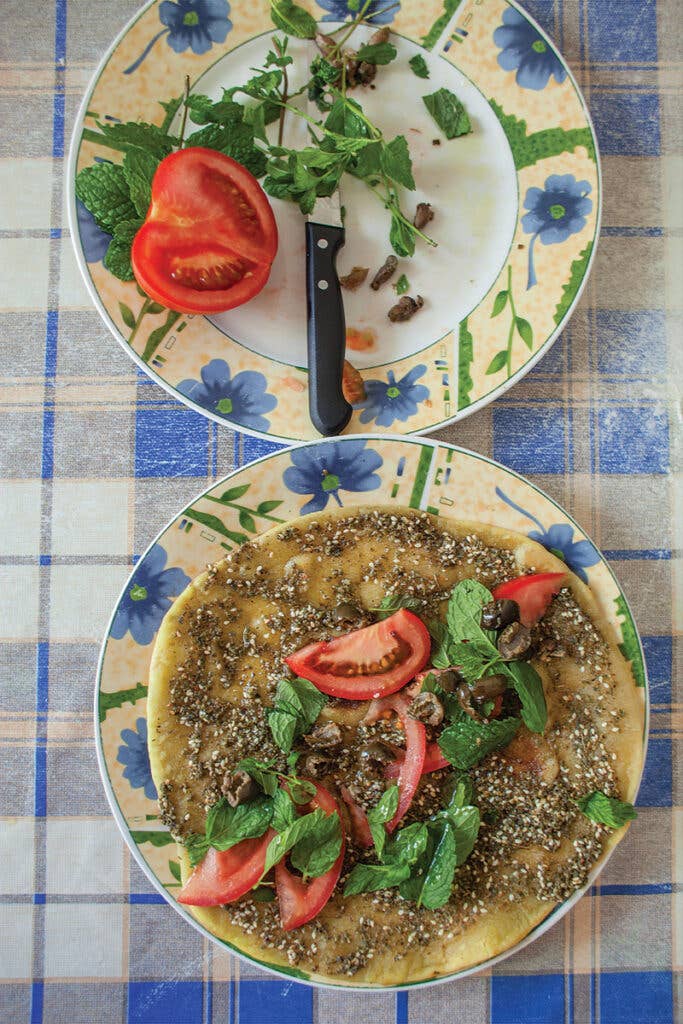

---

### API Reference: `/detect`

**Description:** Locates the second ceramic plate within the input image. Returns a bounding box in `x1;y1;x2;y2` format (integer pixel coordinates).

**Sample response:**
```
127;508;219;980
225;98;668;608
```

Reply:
69;0;600;443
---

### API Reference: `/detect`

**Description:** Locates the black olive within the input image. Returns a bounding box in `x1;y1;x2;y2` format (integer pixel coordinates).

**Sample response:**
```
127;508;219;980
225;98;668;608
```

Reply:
497;621;532;661
480;599;520;631
408;691;444;726
455;683;482;722
302;753;332;778
435;668;464;693
359;740;394;767
471;674;508;700
304;721;343;750
331;602;362;624
221;769;260;807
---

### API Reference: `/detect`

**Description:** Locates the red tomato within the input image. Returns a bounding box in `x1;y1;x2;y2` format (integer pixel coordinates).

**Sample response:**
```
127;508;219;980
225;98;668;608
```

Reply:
492;572;565;626
131;147;278;314
339;784;373;848
286;610;431;701
275;782;346;931
372;693;426;832
177;829;275;907
386;739;448;779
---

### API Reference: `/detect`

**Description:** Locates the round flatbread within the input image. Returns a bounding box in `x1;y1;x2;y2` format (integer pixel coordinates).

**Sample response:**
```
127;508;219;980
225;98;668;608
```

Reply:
148;506;643;986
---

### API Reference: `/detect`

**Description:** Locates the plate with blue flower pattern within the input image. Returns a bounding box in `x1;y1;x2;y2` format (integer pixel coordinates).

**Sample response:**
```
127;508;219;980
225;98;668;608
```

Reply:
96;436;646;989
69;0;600;442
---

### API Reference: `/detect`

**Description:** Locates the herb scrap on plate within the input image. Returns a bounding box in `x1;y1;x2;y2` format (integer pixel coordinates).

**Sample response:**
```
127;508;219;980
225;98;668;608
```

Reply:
75;1;476;295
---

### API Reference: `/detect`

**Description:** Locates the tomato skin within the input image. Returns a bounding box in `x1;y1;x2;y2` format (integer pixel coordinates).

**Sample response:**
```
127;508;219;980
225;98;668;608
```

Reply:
286;610;431;701
365;693;426;831
131;147;278;314
275;783;346;931
386;739;448;779
492;572;565;627
177;829;275;907
339;784;374;848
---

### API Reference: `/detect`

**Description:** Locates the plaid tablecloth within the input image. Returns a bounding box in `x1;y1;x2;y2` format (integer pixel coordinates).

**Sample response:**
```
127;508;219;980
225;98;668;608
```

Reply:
0;0;680;1021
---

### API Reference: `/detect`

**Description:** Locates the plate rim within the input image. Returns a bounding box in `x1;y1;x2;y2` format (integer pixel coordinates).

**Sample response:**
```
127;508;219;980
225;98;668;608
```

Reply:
94;433;648;991
68;0;603;444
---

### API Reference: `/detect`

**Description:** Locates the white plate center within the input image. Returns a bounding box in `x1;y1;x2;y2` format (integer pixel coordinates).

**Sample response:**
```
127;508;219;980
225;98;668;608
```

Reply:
191;28;518;369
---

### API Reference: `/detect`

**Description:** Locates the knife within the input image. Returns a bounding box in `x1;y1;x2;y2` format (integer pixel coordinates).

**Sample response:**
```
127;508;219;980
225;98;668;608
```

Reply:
305;186;353;436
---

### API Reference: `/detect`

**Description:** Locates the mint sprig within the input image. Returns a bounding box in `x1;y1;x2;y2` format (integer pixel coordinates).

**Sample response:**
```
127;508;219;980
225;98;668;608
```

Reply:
576;791;637;829
184;795;274;868
266;676;327;754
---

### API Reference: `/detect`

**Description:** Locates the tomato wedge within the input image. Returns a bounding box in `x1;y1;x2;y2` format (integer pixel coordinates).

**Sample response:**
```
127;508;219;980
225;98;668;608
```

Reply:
177;829;275;907
286;609;431;700
339;784;373;848
360;692;427;831
386;739;449;779
275;782;346;931
131;147;278;314
492;572;565;627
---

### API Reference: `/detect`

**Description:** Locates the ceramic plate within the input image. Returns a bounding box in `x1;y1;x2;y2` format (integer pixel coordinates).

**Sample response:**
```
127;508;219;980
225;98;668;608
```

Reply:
96;436;646;989
69;0;600;443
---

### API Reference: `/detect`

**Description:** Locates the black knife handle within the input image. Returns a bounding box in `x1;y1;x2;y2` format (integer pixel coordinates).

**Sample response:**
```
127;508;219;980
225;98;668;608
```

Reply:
305;220;352;437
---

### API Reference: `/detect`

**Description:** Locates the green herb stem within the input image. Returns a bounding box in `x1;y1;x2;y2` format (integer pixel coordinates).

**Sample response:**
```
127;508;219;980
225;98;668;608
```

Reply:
178;75;191;149
367;182;437;248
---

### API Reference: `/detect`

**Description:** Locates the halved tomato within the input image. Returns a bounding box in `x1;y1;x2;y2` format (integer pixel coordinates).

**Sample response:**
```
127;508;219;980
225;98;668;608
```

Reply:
131;147;278;314
177;829;275;907
492;572;565;627
275;782;346;931
286;609;431;700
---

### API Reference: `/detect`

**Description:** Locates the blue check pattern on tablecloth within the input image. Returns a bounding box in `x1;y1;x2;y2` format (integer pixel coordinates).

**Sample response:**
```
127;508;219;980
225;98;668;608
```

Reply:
0;1;680;1022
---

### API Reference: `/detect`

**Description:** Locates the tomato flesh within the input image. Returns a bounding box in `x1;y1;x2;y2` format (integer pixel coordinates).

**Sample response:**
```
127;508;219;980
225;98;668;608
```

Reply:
492;572;565;627
386;739;449;779
177;829;275;907
131;147;278;314
275;782;346;931
286;609;431;700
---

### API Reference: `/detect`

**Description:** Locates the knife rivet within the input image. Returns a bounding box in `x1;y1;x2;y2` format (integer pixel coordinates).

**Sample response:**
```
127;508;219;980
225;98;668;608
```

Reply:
317;238;329;250
318;280;329;290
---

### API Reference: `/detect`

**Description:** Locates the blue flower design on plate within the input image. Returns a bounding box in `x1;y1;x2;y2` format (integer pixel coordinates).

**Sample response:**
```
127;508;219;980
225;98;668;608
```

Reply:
283;440;383;515
522;174;592;289
318;0;398;24
493;8;567;91
76;199;111;264
124;0;232;75
117;717;157;800
356;365;429;428
177;358;277;433
111;543;191;646
496;486;600;583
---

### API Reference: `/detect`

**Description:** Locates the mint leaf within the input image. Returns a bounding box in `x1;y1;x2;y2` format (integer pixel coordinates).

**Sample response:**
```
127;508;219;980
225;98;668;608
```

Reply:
272;787;297;831
269;0;317;38
384;821;429;866
343;861;411;897
325;96;370;141
380;135;415;190
91;120;176;158
268;707;299;754
409;54;430;78
445;805;480;866
267;677;327;753
185;795;274;867
423;87;472;140
448;639;503;686
395;273;410;296
184;123;267;178
428;620;451;669
289;810;342;878
186;92;244;126
416;820;457;909
438;714;521;769
264;807;326;874
122;149;158;218
367;785;399;858
237;757;279;796
576;792;637;829
353;140;382;179
373;593;421;620
446;579;495;644
506;660;547;733
75;163;137;235
355;41;398;66
390;212;415;257
104;218;142;282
